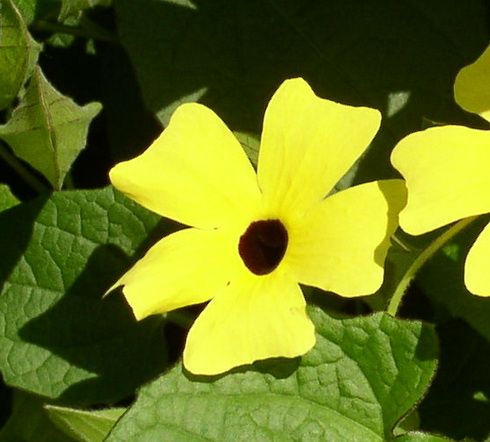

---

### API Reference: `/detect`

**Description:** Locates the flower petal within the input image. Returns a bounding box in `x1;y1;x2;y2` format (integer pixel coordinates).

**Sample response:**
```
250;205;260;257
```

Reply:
286;180;406;297
465;222;490;297
110;103;261;230
257;78;381;216
454;45;490;122
183;272;315;375
112;228;241;320
391;125;490;235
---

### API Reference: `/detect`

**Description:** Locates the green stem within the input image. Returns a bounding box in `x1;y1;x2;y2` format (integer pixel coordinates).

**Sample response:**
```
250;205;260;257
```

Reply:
0;142;49;193
30;19;118;43
387;216;477;316
80;16;119;43
391;231;419;252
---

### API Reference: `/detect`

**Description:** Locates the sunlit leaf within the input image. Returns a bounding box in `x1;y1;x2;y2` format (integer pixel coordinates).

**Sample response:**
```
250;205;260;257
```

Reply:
0;66;101;189
107;309;438;441
0;186;171;403
0;184;19;211
46;404;125;442
395;432;452;441
11;0;60;24
0;0;41;109
234;131;259;168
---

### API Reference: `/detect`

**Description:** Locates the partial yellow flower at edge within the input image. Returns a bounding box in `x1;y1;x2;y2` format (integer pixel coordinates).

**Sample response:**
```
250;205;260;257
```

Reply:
391;125;490;297
454;44;490;123
110;78;407;376
392;43;490;298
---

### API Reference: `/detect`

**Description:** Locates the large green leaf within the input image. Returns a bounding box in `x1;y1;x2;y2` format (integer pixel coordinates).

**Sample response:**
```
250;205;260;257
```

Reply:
107;309;438;441
0;66;102;189
0;186;171;403
116;0;489;184
0;0;41;109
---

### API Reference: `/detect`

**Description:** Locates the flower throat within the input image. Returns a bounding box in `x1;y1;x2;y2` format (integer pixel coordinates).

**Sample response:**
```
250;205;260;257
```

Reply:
238;219;288;275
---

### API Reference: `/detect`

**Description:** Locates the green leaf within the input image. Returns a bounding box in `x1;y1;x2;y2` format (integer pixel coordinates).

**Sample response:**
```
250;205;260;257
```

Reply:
0;390;75;441
234;131;259;168
11;0;37;23
0;66;102;189
0;186;172;403
11;0;59;24
0;184;19;211
395;411;421;436
0;0;41;110
107;309;438;441
395;432;452;441
46;404;125;442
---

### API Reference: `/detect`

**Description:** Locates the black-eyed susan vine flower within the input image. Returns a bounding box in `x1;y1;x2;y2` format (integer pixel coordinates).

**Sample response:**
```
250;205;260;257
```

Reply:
392;44;490;297
109;78;406;375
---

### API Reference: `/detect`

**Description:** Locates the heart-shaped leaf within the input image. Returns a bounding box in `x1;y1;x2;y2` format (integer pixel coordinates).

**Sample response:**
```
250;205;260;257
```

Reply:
107;308;438;441
0;66;101;189
0;186;171;403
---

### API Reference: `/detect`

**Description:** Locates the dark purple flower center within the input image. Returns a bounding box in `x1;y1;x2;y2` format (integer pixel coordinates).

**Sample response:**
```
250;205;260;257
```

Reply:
238;219;288;275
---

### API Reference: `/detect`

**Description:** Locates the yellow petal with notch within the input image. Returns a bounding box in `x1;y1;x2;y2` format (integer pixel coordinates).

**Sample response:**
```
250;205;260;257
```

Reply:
286;179;406;296
258;78;382;217
110;103;261;230
392;125;490;235
183;271;315;375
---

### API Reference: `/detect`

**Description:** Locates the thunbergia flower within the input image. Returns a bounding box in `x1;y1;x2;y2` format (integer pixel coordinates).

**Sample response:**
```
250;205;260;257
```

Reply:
110;78;406;375
392;44;490;297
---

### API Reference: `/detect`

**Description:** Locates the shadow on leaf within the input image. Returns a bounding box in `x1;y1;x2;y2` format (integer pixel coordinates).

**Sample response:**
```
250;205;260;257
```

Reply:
0;194;48;292
18;242;168;405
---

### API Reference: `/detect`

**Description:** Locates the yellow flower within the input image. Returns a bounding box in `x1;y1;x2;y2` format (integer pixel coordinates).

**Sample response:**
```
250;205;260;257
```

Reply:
454;45;490;122
110;78;406;375
391;44;490;297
